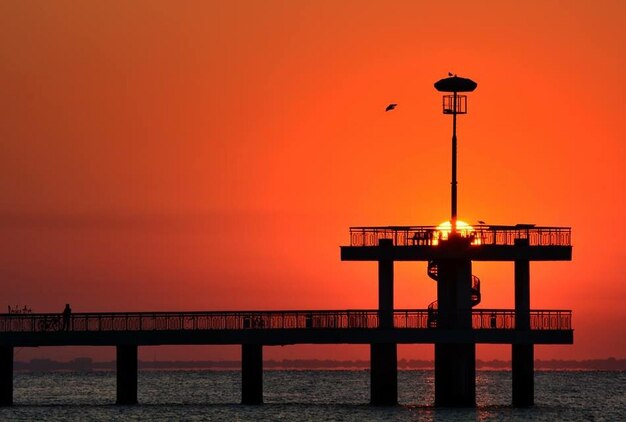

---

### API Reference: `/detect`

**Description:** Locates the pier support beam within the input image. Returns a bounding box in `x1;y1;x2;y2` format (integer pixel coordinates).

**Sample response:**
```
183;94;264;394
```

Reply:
435;343;476;407
512;344;534;407
116;345;138;405
434;258;476;407
378;239;394;329
0;346;12;406
370;343;397;405
241;344;263;405
370;239;397;405
513;248;533;406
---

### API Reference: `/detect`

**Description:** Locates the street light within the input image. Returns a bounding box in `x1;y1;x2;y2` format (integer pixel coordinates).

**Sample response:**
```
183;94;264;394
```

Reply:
434;75;477;235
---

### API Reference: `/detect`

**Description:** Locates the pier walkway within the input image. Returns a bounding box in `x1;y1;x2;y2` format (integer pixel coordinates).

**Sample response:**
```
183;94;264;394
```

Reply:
0;309;572;346
0;308;572;406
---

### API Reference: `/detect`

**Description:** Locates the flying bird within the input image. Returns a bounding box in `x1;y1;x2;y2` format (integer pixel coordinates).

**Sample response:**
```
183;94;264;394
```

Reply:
448;72;454;76
385;103;397;112
478;220;486;225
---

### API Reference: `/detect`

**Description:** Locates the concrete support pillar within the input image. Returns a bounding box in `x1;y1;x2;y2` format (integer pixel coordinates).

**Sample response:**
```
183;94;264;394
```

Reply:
378;239;394;329
512;344;534;406
434;258;476;406
514;255;530;330
370;343;397;405
241;344;263;405
116;345;138;405
513;244;533;406
0;346;13;406
436;259;473;329
369;239;397;405
435;343;476;407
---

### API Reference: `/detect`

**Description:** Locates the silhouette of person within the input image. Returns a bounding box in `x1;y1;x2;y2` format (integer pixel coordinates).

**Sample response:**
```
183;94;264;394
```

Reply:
62;304;72;331
490;312;497;329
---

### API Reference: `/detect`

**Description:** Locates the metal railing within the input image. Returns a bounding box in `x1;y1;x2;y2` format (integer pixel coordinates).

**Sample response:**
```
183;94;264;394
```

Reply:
0;309;571;333
348;225;571;247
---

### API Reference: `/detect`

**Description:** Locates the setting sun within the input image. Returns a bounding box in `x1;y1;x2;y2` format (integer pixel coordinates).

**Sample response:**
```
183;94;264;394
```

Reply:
434;220;476;244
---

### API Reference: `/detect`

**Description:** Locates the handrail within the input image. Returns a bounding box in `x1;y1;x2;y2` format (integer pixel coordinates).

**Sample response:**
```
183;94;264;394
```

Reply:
347;225;572;247
0;309;572;333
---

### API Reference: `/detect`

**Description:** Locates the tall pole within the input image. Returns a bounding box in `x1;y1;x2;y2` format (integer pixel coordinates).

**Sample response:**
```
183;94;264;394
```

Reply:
435;74;476;235
451;91;458;234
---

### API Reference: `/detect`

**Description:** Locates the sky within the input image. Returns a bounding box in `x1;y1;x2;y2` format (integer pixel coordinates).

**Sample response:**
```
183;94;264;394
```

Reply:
1;0;625;362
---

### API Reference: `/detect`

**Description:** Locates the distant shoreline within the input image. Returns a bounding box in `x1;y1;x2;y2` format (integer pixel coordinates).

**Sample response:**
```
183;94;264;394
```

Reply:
14;357;626;372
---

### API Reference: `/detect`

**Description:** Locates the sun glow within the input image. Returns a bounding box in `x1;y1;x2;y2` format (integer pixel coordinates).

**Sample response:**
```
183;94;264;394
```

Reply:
435;220;480;245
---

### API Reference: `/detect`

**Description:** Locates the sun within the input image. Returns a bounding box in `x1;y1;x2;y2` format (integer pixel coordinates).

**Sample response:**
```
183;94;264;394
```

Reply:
435;220;479;244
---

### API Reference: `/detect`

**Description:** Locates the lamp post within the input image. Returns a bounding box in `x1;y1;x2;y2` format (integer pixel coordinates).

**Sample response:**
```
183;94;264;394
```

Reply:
434;75;477;235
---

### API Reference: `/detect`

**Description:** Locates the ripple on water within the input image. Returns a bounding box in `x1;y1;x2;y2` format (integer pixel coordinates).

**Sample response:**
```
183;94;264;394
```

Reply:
0;370;623;421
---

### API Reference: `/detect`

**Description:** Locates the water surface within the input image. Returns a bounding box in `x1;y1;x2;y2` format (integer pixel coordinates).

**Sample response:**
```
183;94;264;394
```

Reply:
2;370;623;421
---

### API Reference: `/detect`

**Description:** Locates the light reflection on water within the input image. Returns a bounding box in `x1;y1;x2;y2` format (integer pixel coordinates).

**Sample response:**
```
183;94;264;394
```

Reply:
1;370;623;421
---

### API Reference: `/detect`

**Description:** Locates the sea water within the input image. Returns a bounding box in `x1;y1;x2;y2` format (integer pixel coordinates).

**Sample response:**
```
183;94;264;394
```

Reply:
1;370;624;421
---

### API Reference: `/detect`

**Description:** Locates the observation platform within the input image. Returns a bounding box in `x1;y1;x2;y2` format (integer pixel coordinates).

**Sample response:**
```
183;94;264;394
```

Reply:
339;223;573;407
342;225;572;261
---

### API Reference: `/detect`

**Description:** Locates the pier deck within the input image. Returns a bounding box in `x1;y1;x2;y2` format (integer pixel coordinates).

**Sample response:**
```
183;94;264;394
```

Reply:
342;225;572;261
0;309;572;347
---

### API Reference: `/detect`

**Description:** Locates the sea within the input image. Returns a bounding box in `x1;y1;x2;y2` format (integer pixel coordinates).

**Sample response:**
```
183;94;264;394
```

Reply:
1;370;623;421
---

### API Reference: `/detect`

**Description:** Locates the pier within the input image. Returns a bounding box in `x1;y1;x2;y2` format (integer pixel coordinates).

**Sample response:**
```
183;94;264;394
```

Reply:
0;75;574;407
0;224;573;406
0;305;572;405
341;224;572;406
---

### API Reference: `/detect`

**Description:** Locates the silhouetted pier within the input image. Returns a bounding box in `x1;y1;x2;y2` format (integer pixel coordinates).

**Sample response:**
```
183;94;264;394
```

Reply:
0;224;572;406
0;306;571;405
0;75;574;407
0;225;572;406
341;224;572;406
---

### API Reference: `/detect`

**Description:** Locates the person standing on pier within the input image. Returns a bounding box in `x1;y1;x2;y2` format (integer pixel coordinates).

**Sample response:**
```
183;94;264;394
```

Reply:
62;304;72;331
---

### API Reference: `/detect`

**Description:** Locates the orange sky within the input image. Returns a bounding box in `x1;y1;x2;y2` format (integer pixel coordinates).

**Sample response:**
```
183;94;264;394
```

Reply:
1;1;625;362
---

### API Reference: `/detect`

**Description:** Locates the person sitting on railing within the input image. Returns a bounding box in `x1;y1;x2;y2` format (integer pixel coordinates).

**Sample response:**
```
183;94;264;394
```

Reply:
62;304;72;331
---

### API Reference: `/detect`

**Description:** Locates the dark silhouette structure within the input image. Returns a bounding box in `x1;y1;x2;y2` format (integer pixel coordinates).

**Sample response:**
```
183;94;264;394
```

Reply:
0;76;572;407
342;75;573;406
0;305;572;406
